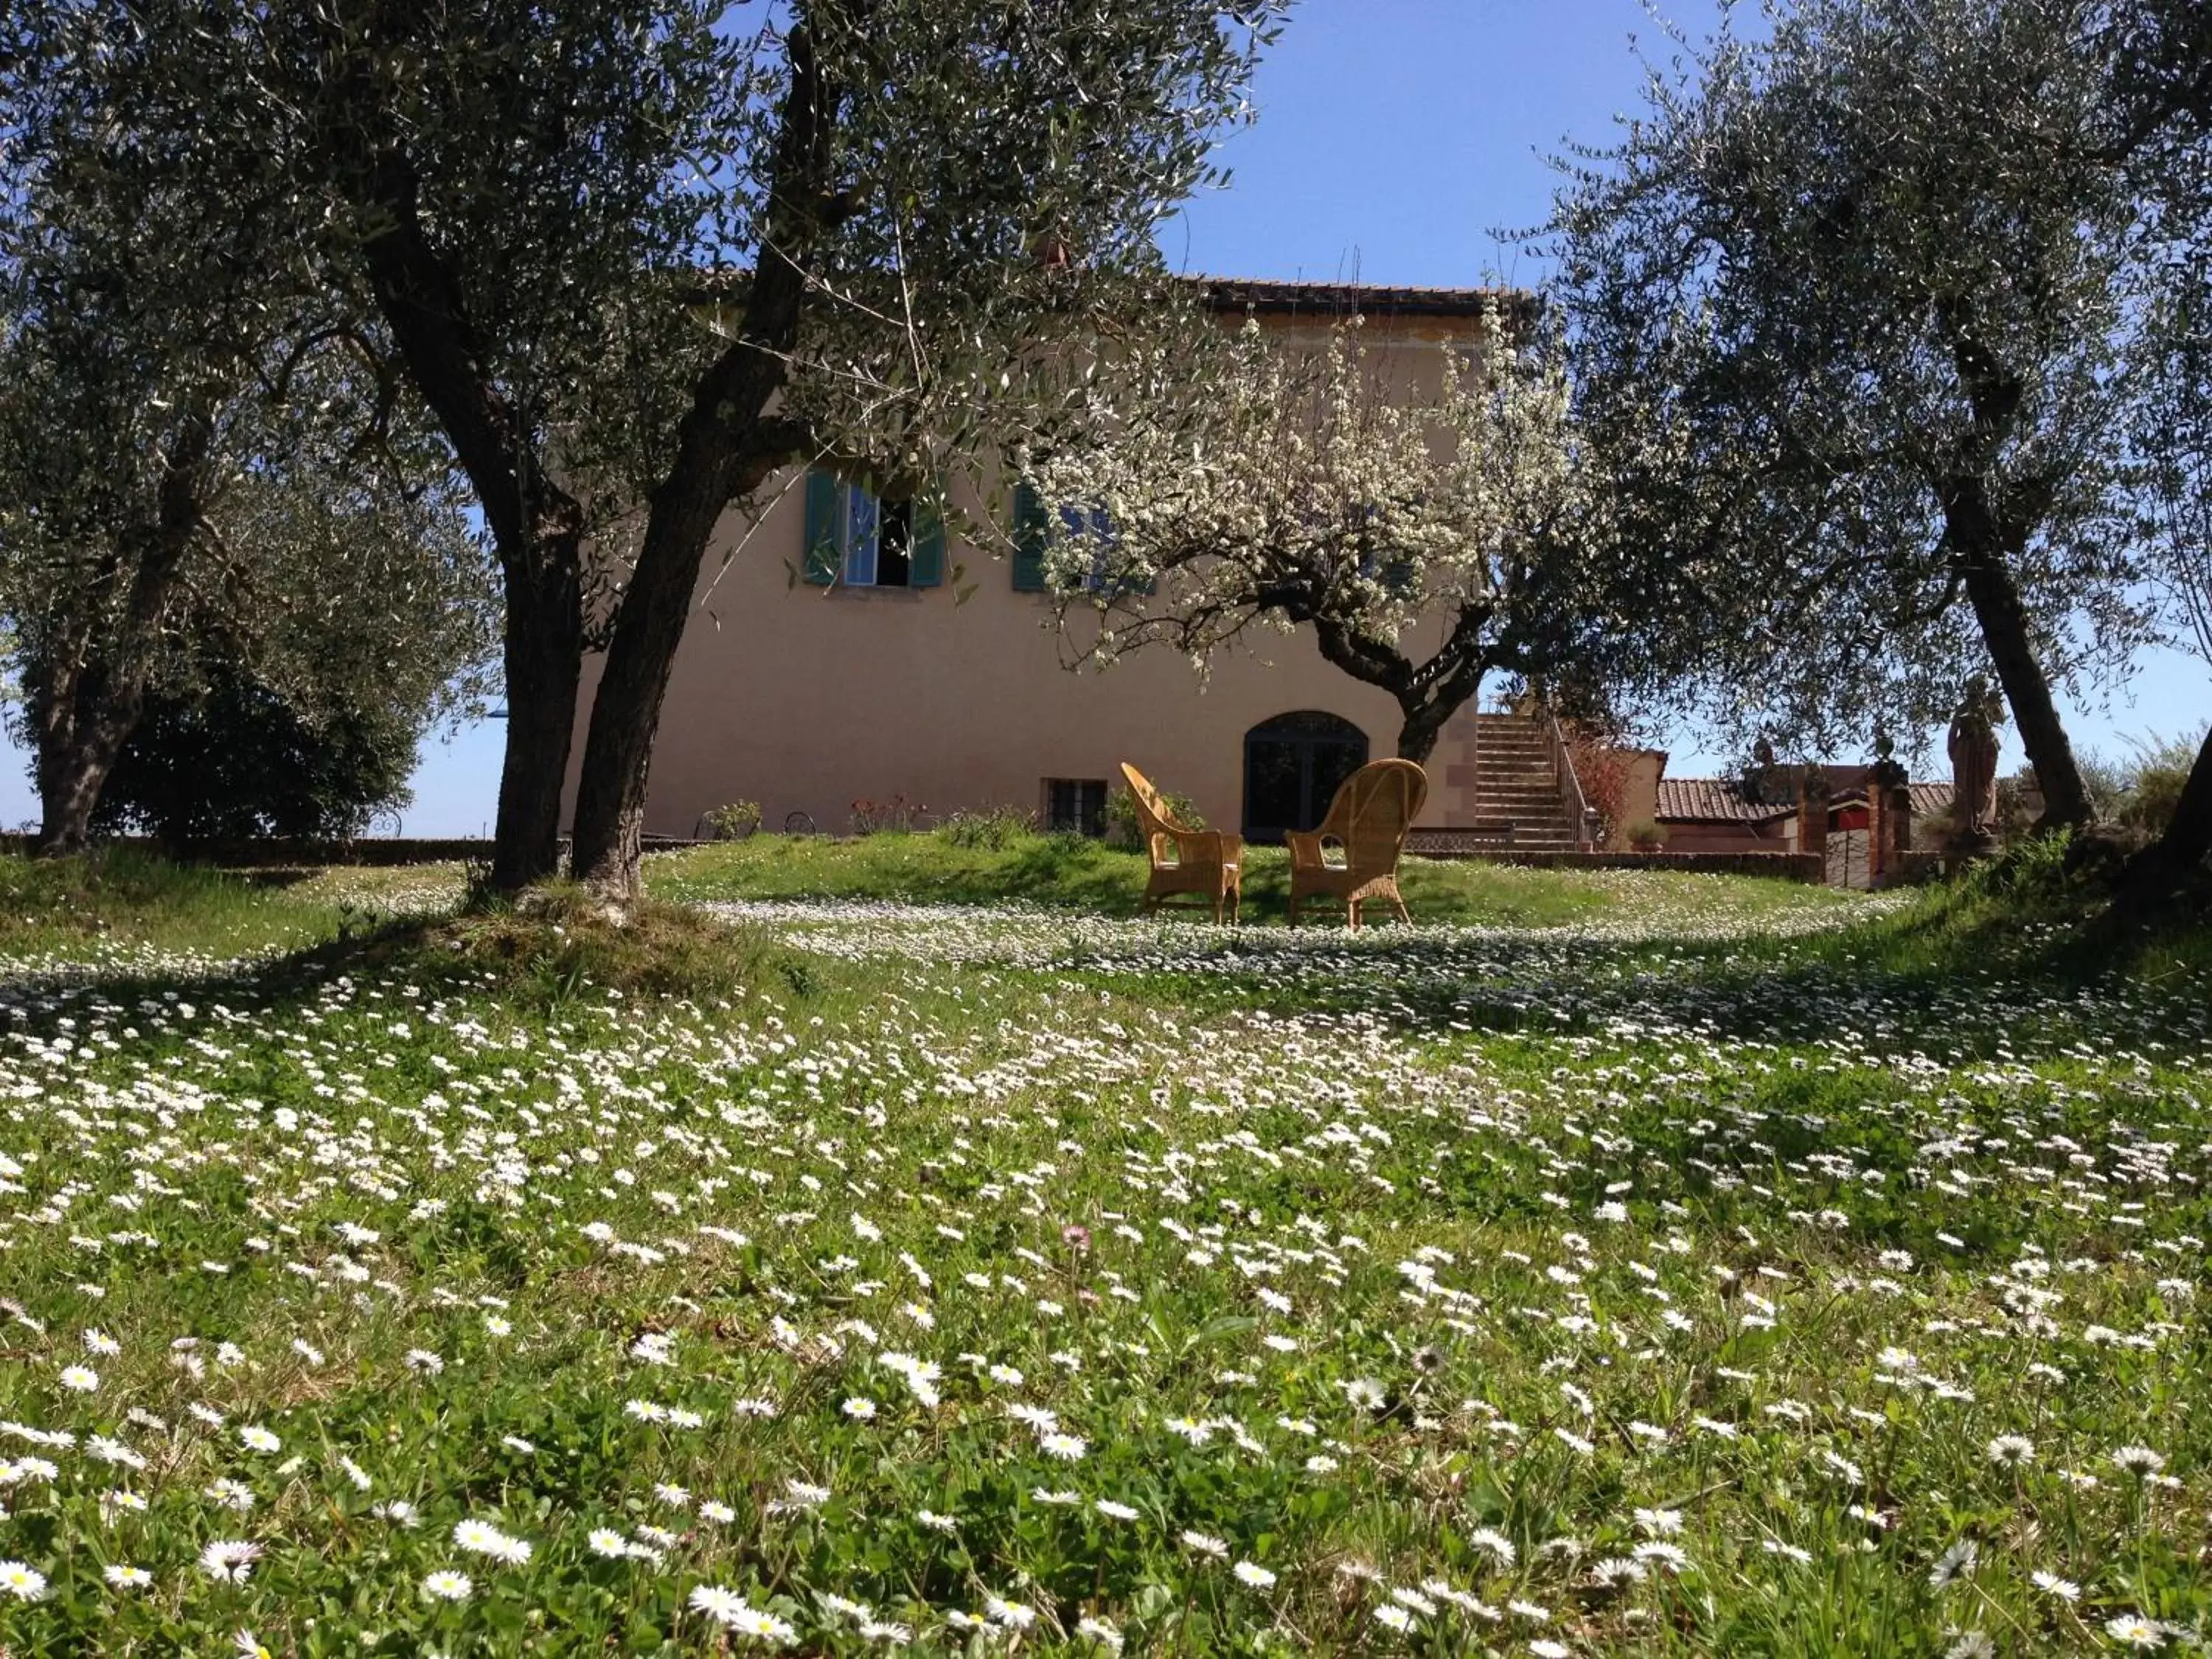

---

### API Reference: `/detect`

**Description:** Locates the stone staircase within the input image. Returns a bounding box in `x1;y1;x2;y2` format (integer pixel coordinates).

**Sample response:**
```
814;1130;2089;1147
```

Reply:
1461;713;1582;852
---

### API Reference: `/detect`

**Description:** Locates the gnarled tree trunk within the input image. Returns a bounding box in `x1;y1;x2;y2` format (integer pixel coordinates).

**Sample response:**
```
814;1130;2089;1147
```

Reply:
1940;478;2096;831
338;115;589;891
490;544;585;891
2121;723;2212;898
32;404;217;855
568;22;836;898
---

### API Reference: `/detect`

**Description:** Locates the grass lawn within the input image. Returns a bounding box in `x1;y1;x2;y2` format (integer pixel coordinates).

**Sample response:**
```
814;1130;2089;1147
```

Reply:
0;844;2203;1655
648;831;1859;931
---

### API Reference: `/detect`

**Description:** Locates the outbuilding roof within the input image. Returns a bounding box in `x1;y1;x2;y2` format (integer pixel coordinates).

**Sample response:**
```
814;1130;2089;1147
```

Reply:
1656;778;1798;824
1658;774;1958;822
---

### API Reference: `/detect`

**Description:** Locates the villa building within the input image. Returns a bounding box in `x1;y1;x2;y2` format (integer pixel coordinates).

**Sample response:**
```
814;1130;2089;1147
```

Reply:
571;279;1612;849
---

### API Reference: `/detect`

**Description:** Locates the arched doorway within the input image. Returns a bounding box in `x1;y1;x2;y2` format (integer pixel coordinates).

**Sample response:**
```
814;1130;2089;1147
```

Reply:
1242;712;1369;843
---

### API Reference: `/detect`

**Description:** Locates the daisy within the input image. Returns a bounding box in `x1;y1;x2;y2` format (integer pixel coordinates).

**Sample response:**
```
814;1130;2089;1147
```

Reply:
452;1519;532;1565
1040;1431;1087;1461
689;1585;748;1624
1233;1560;1278;1589
1467;1527;1517;1567
1181;1530;1231;1558
841;1397;877;1420
725;1605;796;1644
421;1570;473;1601
2112;1446;2168;1478
238;1425;280;1453
0;1560;46;1601
1986;1434;2035;1467
2104;1614;2168;1649
57;1365;99;1393
199;1540;262;1583
2030;1570;2080;1602
1928;1540;1977;1589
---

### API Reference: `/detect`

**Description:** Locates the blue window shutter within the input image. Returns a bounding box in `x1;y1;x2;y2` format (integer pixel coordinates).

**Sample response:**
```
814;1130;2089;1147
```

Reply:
801;469;839;585
911;488;946;587
1012;481;1048;592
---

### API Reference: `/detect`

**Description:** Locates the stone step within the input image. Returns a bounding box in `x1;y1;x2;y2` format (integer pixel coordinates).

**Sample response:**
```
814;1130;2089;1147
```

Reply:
1472;797;1569;814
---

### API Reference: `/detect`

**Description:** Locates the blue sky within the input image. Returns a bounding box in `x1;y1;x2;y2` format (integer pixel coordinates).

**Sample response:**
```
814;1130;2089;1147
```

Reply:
3;0;2203;834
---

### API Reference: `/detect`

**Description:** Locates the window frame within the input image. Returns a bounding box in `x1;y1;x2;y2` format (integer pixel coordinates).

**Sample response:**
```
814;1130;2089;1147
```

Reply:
1043;776;1109;838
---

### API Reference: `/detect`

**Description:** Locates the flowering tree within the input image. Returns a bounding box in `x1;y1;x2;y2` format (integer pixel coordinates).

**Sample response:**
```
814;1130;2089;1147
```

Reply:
1026;310;1611;764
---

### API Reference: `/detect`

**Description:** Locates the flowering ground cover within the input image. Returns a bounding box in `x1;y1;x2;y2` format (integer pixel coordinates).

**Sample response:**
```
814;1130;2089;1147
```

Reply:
0;852;2204;1655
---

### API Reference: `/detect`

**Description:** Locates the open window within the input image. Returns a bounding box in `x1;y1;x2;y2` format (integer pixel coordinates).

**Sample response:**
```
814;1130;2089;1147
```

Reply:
802;472;942;588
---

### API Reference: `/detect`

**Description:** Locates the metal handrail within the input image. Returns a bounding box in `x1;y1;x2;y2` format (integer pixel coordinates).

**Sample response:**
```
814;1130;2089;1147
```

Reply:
1545;712;1597;850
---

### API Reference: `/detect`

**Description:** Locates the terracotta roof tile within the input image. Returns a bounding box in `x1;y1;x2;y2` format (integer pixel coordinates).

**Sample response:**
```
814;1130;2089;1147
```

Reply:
1656;779;1797;823
1908;782;1955;816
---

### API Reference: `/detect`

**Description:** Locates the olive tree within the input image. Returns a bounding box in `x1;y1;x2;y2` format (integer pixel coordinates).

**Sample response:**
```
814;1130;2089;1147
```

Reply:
2111;0;2212;889
1026;307;1611;765
0;22;492;853
50;0;1282;894
1548;0;2161;828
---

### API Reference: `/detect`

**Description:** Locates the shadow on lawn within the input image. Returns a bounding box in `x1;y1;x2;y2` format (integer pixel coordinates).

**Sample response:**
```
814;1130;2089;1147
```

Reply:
1063;864;2212;1060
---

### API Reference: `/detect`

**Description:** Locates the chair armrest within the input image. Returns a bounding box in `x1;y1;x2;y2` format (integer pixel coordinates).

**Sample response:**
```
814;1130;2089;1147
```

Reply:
1171;829;1239;866
1284;830;1343;870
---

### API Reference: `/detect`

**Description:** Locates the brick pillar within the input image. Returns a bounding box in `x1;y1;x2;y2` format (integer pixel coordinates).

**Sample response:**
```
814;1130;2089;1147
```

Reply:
1868;758;1907;887
1799;775;1829;876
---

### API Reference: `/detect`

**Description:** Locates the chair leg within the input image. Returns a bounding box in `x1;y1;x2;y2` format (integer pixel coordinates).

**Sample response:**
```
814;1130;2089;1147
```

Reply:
1392;888;1411;925
1347;899;1361;931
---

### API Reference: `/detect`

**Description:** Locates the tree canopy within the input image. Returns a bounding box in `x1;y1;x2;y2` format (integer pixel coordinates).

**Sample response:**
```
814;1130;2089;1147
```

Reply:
1548;0;2164;829
14;0;1283;892
1;13;494;852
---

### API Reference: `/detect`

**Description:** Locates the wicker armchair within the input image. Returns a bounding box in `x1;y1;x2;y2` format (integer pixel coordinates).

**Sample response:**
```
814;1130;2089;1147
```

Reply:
1286;758;1429;928
1120;762;1242;923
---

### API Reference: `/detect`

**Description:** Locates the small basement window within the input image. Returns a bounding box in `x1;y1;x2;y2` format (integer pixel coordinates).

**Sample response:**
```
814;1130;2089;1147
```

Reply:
1045;777;1107;837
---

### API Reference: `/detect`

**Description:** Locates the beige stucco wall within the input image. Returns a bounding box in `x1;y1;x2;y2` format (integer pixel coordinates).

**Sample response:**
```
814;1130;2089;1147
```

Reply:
569;312;1504;840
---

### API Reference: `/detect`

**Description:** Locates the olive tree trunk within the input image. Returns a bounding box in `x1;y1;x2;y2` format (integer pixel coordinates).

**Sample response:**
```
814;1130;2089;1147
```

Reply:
1941;478;2096;831
31;404;217;855
2121;724;2212;898
567;22;836;898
